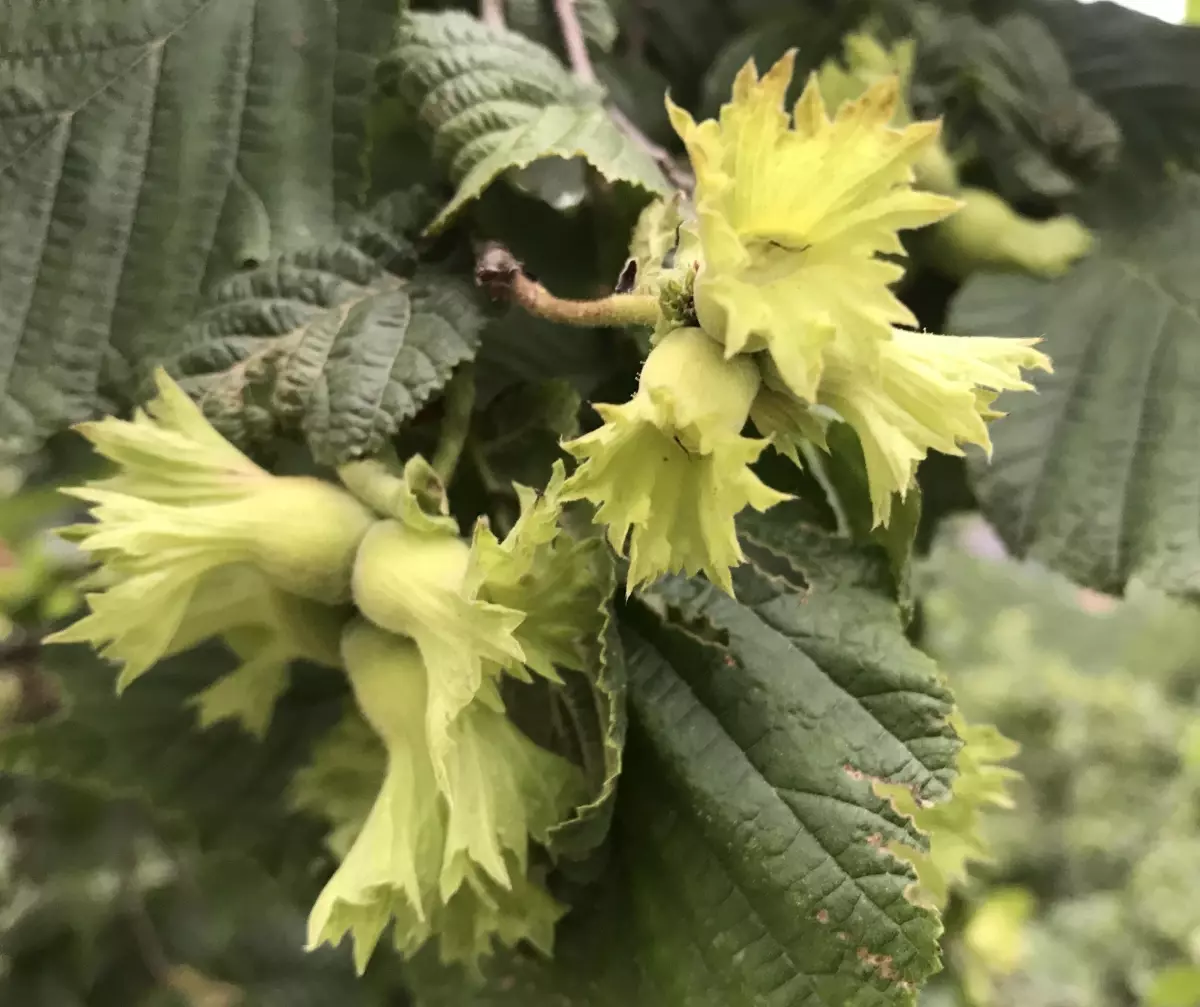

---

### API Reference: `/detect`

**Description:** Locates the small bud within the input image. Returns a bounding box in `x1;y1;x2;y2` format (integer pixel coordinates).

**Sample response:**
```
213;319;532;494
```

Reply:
562;326;789;594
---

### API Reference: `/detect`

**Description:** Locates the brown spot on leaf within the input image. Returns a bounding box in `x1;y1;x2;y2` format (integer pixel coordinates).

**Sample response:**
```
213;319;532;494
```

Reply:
856;947;900;982
844;764;865;781
1077;587;1118;614
816;909;830;924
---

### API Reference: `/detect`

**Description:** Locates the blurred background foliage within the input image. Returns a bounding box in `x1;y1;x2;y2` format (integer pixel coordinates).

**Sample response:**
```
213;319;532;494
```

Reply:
920;520;1200;1007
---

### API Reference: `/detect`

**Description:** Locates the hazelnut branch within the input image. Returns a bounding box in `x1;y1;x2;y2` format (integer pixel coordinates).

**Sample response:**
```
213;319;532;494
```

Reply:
480;0;506;29
476;243;659;328
551;0;694;193
553;0;597;85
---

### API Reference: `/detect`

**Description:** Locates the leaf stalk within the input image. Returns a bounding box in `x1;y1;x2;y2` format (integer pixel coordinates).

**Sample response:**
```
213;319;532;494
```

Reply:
475;244;660;329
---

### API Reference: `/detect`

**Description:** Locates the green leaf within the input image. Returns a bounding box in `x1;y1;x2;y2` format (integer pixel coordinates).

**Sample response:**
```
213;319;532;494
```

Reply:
163;195;486;466
1030;0;1200;177
382;11;670;233
910;9;1122;201
0;0;403;464
947;172;1200;596
410;505;958;1007
0;643;342;867
546;571;626;864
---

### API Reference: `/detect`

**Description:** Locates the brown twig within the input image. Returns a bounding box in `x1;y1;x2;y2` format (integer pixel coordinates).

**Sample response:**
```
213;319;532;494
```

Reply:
480;0;506;29
476;243;659;328
552;0;597;84
551;0;693;193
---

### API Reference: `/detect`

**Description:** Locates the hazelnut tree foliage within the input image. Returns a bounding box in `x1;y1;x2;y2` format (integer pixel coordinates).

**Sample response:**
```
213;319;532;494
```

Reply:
0;0;1197;1005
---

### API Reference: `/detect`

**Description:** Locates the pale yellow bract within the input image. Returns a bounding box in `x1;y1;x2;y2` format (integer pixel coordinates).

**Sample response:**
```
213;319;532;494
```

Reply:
306;621;581;974
51;372;604;972
666;50;962;401
658;53;1051;530
561;327;788;594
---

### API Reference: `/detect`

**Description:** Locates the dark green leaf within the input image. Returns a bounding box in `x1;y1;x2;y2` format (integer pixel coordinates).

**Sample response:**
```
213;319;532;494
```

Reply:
948;172;1200;596
1029;0;1200;178
164;195;486;466
410;506;957;1007
910;9;1122;201
0;0;402;463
